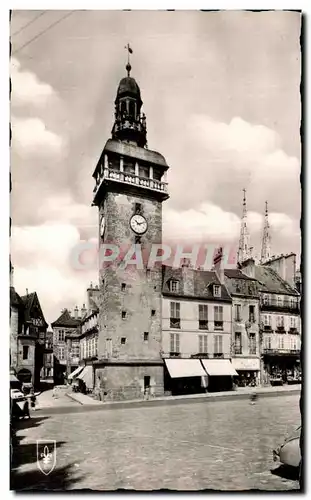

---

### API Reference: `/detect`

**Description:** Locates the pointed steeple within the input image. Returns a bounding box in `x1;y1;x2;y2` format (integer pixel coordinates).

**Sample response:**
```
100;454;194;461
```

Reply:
260;201;271;263
237;188;251;265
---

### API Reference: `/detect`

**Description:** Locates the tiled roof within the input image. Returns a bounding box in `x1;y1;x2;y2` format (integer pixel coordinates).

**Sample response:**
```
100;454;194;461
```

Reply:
20;292;36;321
10;287;24;308
224;269;259;298
224;269;256;281
65;329;80;339
162;266;231;301
254;265;299;296
51;309;81;327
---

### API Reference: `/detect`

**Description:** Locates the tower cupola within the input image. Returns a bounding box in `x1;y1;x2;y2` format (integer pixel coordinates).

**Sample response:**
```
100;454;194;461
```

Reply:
111;45;147;148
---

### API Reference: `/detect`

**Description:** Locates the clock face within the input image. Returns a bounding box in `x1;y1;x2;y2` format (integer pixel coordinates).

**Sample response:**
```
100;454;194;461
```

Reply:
100;216;105;237
130;214;148;235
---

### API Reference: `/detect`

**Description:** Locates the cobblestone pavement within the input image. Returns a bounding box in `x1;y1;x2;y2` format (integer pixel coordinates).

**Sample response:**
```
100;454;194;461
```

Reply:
11;394;300;491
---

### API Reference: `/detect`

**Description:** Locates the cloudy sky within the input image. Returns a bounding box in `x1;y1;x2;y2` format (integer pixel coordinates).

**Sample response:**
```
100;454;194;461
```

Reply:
10;10;301;325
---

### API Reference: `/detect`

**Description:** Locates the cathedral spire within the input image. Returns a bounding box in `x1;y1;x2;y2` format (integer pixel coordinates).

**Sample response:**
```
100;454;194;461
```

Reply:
237;188;251;265
260;201;271;263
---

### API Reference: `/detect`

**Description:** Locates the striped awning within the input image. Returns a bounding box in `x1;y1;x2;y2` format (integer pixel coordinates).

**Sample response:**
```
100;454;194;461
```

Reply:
164;358;207;378
77;366;94;389
201;359;238;376
68;366;84;380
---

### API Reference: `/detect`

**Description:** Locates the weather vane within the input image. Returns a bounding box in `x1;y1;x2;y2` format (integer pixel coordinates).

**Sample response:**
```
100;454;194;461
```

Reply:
124;43;133;76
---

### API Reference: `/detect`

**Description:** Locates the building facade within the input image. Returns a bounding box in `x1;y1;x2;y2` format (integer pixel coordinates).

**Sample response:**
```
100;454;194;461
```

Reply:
240;257;301;385
224;269;261;386
162;262;236;394
42;330;54;381
10;288;48;389
51;309;82;384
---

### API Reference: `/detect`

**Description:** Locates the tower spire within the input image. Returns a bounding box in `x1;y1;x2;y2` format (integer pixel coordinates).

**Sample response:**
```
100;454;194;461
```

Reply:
237;188;251;265
260;201;271;263
124;43;133;76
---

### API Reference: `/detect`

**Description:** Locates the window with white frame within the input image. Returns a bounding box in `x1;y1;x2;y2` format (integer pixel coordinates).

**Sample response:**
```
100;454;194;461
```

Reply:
198;304;208;329
249;333;256;355
264;315;272;326
58;346;65;360
213;285;221;297
170;333;180;355
290;317;296;328
264;336;272;349
170;302;180;328
263;294;269;305
213;335;223;356
168;280;180;293
277;316;284;327
214;306;223;330
278;336;284;349
58;329;65;342
277;296;283;307
199;335;208;354
235;304;241;322
291;337;297;350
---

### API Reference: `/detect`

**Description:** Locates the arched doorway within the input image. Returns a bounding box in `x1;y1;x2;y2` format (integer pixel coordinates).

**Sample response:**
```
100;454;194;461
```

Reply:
17;368;32;384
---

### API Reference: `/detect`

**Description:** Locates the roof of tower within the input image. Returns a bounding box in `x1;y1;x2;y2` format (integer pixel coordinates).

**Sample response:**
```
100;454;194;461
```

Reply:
116;76;141;99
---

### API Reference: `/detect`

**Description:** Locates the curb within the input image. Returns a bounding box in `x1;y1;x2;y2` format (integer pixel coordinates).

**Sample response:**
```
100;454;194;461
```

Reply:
34;387;300;415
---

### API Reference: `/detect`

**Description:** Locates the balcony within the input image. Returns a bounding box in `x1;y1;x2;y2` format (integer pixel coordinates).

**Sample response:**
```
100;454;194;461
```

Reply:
261;298;299;313
263;348;300;356
263;325;272;332
198;320;208;330
170;318;180;329
213;353;224;359
234;347;242;355
289;327;299;334
169;352;181;358
276;326;286;333
94;167;168;200
214;321;224;331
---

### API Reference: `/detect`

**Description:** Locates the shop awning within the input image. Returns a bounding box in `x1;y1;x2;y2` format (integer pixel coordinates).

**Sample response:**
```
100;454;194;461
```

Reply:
68;366;84;380
231;358;260;371
77;365;93;389
10;373;19;383
164;358;207;378
201;359;238;376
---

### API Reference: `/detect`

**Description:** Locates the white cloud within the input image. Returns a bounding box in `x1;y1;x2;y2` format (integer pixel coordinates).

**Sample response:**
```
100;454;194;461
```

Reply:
163;202;240;243
11;57;55;106
192;116;280;155
11;117;64;155
11;223;97;324
269;212;300;238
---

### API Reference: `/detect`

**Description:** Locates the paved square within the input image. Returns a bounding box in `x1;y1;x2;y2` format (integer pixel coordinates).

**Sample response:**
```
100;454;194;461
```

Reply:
11;394;300;491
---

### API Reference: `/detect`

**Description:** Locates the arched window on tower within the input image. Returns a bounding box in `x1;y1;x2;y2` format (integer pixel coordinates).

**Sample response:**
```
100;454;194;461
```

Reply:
120;100;127;117
129;100;135;119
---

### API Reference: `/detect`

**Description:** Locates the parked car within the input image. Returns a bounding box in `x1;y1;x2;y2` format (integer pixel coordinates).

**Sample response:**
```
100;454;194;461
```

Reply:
10;388;30;420
273;425;301;468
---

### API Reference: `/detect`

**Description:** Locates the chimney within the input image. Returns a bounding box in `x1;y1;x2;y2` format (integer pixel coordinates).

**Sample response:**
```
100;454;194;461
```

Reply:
239;257;255;279
81;303;87;317
181;258;194;296
26;288;28;295
212;247;225;284
74;306;79;319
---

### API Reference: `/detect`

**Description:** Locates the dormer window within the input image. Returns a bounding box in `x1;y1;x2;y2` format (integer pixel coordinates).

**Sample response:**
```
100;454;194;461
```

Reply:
168;279;180;293
213;285;221;297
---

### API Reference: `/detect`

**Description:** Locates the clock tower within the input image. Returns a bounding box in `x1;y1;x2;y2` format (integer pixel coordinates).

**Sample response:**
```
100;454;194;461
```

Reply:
92;56;169;401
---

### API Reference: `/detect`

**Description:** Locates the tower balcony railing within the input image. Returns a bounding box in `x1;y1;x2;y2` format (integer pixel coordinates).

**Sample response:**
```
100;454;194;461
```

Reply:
94;167;168;195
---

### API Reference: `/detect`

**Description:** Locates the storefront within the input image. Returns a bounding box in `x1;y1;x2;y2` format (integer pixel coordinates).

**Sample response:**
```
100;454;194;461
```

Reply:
164;358;208;395
263;353;301;385
200;359;238;392
231;358;260;387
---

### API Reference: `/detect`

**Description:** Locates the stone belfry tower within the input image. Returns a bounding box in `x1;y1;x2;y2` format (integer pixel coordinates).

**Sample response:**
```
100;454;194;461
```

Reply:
237;188;251;266
92;48;169;401
260;201;271;264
